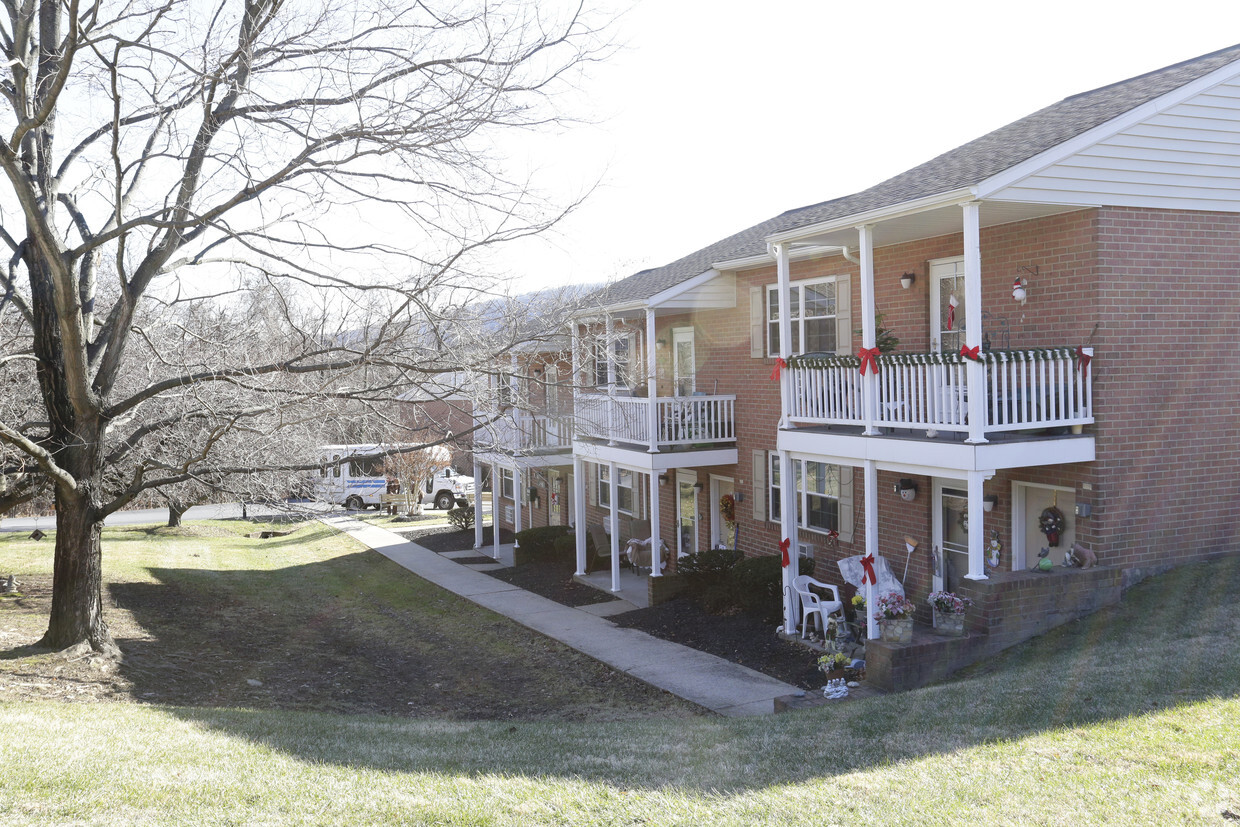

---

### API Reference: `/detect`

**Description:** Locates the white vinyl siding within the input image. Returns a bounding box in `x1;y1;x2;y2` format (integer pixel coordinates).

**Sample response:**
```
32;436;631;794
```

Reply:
989;78;1240;212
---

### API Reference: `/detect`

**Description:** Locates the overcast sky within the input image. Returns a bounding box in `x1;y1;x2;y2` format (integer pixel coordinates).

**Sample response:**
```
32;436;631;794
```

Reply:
489;0;1240;291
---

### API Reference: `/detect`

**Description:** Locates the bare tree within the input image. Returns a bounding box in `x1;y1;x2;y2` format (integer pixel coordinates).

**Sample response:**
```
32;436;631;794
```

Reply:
0;0;608;654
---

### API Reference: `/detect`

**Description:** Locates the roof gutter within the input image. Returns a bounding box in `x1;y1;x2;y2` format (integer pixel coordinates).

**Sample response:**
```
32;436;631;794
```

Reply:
712;244;846;272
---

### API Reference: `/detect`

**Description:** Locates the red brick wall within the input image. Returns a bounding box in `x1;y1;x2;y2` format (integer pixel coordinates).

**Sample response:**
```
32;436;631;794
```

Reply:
574;206;1240;609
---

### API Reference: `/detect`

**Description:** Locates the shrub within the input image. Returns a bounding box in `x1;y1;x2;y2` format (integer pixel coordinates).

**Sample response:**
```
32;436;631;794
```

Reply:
446;506;474;531
514;525;572;561
678;547;742;613
552;533;576;560
730;556;813;622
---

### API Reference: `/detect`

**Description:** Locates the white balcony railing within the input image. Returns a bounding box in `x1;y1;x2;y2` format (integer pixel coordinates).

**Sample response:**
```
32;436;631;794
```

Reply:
476;411;572;453
787;348;1093;435
575;393;736;449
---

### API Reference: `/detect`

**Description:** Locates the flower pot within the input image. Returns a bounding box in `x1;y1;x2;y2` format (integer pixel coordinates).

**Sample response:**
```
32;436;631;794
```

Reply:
880;616;913;644
934;609;965;636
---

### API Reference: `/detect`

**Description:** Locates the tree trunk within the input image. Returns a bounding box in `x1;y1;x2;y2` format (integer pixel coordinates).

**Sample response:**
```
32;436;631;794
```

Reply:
167;501;188;527
39;486;117;656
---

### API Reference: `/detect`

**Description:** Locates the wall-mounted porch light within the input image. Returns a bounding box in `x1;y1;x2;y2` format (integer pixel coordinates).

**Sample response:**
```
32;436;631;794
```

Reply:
693;481;704;492
899;272;916;289
658;474;669;486
983;494;998;512
656;338;667;350
894;478;917;501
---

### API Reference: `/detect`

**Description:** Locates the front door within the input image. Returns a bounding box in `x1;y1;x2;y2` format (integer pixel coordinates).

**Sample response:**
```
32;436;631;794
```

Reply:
673;327;696;396
709;477;736;550
677;471;698;556
1014;483;1076;569
930;257;966;354
932;481;970;593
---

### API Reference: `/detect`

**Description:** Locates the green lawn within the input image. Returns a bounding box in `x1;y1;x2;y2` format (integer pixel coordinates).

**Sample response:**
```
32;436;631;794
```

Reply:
2;523;1238;825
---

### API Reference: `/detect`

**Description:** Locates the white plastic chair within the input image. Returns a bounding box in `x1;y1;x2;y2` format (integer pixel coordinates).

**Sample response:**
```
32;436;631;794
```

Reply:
792;575;845;640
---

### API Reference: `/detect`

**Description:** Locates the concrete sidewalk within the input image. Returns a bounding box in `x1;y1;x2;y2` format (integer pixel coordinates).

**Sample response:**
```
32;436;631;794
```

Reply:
328;517;802;717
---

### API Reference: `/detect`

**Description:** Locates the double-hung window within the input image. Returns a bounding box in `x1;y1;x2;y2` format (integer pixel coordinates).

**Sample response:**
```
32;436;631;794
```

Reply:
767;277;839;356
597;464;637;515
499;468;514;500
768;453;841;534
592;333;637;389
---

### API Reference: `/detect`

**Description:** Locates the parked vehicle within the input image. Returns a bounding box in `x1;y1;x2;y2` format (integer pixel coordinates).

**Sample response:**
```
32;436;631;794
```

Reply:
315;444;475;511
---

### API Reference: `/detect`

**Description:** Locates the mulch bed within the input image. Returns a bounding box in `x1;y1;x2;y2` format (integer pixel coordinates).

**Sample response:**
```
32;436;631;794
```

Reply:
402;525;828;689
401;524;514;552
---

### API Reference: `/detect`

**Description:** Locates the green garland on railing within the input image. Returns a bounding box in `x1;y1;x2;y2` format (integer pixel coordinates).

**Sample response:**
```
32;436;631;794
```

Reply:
787;347;1080;370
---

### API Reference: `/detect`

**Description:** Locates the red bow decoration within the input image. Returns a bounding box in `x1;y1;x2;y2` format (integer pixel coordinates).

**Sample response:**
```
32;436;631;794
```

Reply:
857;347;881;375
779;538;791;568
770;357;787;381
959;344;980;361
826;529;839;539
1076;346;1091;380
860;553;877;585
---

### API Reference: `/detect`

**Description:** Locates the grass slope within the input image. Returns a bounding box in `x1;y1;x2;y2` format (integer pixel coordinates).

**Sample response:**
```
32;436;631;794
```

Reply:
2;525;1239;825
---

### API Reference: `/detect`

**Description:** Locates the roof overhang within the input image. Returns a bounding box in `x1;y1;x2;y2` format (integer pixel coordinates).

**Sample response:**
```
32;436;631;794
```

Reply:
767;193;1090;251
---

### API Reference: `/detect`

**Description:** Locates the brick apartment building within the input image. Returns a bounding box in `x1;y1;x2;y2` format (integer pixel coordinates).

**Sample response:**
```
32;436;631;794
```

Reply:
466;44;1240;689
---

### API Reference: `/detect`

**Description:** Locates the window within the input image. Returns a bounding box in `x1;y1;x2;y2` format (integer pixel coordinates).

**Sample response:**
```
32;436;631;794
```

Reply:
592;332;638;388
767;277;838;356
496;372;514;408
331;455;341;479
597;464;637;515
500;468;514;500
769;453;840;534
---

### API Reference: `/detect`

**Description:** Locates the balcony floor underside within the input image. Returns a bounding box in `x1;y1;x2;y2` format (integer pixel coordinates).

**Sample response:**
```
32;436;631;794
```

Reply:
778;424;1095;474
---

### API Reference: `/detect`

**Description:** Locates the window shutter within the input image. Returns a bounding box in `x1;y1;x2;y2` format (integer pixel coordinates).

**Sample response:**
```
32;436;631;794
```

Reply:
837;464;854;544
588;463;597;507
835;276;852;356
749;286;764;358
751;450;766;521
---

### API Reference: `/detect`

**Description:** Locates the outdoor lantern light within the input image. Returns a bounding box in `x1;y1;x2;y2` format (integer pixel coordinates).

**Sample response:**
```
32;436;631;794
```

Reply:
658;474;669;486
1012;276;1028;304
899;272;915;289
983;494;998;512
895;478;917;501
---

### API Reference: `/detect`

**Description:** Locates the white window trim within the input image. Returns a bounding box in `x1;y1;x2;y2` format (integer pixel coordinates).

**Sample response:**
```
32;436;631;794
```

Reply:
768;452;841;536
597;463;638;516
499;467;514;500
766;275;842;357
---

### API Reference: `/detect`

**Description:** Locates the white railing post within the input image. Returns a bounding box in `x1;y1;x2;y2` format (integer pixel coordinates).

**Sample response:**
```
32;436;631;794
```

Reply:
859;225;878;435
963;202;987;444
646;308;658;453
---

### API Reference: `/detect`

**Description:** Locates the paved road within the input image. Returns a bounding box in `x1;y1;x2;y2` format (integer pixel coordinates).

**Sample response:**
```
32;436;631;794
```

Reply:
0;500;491;533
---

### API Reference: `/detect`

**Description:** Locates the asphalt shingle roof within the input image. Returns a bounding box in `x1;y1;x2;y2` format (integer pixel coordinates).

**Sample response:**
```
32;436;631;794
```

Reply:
593;42;1240;307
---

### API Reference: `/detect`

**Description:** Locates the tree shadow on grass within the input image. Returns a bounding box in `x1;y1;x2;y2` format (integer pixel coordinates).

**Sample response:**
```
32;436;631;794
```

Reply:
106;549;694;722
154;553;1240;793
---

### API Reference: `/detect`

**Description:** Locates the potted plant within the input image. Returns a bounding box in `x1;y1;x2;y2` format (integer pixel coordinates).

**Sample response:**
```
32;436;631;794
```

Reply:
927;591;973;636
874;592;916;644
817;651;850;679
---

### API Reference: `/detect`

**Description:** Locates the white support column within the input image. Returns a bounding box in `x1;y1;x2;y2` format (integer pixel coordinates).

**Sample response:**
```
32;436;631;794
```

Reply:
570;323;581;396
513;464;523;548
963;201;987;445
858;224;878;436
649;471;662;577
608;461;621;593
492;466;501;560
965;471;989;580
573;456;587;575
779;450;797;634
774;243;793;430
646;307;658;453
864;459;880;640
605;315;617;446
472;457;484;550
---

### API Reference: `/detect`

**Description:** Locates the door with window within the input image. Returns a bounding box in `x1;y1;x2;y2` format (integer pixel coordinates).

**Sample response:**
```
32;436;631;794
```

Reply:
709;477;736;550
929;257;966;354
932;481;970;593
677;471;698;556
673;327;695;396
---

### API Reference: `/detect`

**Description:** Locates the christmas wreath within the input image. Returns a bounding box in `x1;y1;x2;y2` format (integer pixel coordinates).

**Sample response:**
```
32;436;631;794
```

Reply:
719;493;736;523
1039;506;1065;547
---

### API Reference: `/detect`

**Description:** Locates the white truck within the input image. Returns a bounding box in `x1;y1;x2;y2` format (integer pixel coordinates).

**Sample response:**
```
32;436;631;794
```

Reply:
315;444;474;511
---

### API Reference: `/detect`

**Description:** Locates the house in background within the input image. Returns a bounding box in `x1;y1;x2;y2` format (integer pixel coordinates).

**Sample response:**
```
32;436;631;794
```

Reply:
546;42;1240;690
